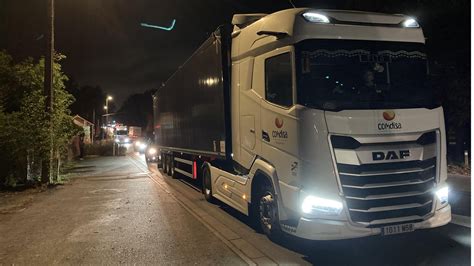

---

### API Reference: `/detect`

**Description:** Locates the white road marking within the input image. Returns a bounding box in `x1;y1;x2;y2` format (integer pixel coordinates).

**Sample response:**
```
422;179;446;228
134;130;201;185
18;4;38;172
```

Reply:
451;214;471;228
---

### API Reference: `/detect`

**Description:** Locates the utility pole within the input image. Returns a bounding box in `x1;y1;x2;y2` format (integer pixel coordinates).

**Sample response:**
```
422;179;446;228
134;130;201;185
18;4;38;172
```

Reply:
41;0;54;184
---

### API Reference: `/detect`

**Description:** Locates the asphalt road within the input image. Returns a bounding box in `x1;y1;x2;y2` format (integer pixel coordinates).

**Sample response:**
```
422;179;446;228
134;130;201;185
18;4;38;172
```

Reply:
0;154;470;265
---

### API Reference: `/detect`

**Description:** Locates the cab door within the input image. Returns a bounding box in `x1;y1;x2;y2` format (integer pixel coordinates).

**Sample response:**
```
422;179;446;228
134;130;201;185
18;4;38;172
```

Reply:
256;47;299;183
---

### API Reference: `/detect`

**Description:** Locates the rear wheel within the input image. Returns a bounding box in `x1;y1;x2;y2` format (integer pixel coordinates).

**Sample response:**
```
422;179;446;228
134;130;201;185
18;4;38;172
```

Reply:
166;155;173;176
157;153;163;169
163;155;169;174
254;182;282;240
170;156;177;179
202;166;214;202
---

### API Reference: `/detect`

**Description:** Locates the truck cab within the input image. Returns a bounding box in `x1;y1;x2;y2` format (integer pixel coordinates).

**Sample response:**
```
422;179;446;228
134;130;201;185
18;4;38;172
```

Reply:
222;8;450;240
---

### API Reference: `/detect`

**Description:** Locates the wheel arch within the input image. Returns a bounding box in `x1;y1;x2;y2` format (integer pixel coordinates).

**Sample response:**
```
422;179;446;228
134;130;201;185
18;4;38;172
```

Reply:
249;158;289;220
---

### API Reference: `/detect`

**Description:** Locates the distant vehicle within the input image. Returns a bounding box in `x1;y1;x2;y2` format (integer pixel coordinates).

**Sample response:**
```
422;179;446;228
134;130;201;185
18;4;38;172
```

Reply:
145;141;159;163
114;126;130;144
135;137;151;154
128;126;142;141
151;8;451;241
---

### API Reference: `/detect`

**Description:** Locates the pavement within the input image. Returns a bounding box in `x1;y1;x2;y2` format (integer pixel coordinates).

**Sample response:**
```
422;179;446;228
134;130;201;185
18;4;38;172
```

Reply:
0;156;245;265
0;154;471;265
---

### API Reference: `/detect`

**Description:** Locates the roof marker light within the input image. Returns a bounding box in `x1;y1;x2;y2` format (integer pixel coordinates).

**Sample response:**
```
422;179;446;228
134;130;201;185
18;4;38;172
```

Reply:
402;18;420;28
302;12;330;24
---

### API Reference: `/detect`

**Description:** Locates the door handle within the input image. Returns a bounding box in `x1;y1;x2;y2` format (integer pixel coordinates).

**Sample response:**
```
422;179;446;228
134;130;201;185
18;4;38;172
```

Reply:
250;129;255;133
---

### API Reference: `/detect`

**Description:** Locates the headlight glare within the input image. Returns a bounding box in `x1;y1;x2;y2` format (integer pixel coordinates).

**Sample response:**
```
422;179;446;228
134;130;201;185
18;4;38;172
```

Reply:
148;147;157;155
435;186;449;204
302;195;343;215
402;18;419;28
302;12;330;24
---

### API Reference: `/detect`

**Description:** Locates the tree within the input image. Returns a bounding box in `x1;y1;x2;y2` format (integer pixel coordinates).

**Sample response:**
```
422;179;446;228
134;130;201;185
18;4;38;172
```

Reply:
0;50;77;186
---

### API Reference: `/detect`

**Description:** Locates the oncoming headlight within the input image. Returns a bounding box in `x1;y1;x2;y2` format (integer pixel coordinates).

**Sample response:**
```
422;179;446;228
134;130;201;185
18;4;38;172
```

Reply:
135;141;141;147
148;147;157;155
124;137;130;143
139;143;147;150
435;186;449;204
302;195;343;215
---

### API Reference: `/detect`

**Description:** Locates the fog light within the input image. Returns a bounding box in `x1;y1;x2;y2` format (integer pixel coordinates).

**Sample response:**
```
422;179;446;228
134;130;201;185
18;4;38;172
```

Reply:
435;186;449;204
302;195;343;215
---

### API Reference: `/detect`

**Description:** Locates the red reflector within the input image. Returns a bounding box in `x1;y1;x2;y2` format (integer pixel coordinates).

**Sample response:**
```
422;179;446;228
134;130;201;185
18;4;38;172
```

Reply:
193;161;197;179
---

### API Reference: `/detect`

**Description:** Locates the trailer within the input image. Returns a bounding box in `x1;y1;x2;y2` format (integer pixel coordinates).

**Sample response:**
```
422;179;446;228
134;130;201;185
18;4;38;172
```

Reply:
151;8;451;241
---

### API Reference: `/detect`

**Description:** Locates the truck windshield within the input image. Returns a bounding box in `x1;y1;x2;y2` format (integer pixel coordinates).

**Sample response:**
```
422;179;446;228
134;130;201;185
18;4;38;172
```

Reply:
295;40;440;111
116;130;128;135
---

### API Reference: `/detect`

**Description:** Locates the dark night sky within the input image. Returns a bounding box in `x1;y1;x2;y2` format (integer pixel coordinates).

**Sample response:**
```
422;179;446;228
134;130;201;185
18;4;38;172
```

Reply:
0;0;469;106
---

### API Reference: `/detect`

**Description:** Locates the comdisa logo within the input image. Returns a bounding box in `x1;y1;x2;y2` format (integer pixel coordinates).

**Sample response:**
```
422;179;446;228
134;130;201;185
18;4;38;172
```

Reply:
273;117;288;140
378;110;402;131
275;117;284;128
383;111;396;121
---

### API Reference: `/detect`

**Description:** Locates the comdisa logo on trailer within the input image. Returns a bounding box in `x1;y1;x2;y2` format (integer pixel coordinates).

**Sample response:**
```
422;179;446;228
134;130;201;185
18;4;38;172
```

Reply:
273;117;288;139
378;110;402;130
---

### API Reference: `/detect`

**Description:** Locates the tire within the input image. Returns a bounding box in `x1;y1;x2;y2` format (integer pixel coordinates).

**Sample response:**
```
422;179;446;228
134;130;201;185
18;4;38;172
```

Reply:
254;181;283;240
170;156;177;179
166;155;173;176
202;165;214;202
163;155;169;174
157;153;163;169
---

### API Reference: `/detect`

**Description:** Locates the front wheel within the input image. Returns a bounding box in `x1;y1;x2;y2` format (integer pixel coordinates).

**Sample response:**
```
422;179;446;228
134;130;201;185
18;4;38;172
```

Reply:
255;182;283;240
202;166;214;202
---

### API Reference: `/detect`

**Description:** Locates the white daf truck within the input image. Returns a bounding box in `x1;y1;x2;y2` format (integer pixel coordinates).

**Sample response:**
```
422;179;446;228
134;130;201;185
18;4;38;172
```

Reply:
152;8;451;240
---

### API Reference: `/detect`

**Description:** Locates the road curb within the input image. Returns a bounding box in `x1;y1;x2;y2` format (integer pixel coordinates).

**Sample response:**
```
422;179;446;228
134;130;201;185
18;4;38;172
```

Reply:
127;155;276;266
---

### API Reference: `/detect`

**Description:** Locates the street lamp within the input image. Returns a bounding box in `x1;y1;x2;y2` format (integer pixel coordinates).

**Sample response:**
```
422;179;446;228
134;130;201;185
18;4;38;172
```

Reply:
105;95;112;125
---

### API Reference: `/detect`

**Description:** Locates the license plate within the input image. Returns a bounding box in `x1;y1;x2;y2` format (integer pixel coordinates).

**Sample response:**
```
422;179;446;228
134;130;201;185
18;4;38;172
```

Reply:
382;223;414;236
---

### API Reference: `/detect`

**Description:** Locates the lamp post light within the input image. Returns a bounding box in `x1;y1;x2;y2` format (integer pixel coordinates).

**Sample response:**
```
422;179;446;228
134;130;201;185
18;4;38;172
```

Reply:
105;95;112;126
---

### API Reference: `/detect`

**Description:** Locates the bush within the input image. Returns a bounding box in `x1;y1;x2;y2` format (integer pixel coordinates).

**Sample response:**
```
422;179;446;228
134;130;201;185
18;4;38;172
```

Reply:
84;142;127;156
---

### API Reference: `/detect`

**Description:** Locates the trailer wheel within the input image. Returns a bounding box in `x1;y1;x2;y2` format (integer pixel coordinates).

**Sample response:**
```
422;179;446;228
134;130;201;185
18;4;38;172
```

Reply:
157;153;163;169
202;166;214;202
170;156;177;179
163;155;169;175
255;182;282;240
166;155;173;176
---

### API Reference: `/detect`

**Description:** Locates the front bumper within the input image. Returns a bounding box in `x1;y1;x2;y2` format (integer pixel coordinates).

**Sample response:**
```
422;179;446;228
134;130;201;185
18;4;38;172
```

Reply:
291;204;451;240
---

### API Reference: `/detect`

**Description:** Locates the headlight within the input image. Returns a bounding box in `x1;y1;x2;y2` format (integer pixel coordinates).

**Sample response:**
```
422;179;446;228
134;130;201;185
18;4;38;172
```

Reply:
135;141;141;147
148;147;157;155
402;18;420;28
124;138;130;143
302;195;343;215
302;12;330;24
139;143;147;150
435;186;449;204
115;138;120;143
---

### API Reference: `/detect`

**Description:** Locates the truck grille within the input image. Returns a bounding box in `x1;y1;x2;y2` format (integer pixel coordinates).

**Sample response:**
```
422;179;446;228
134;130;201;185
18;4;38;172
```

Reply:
331;132;438;227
